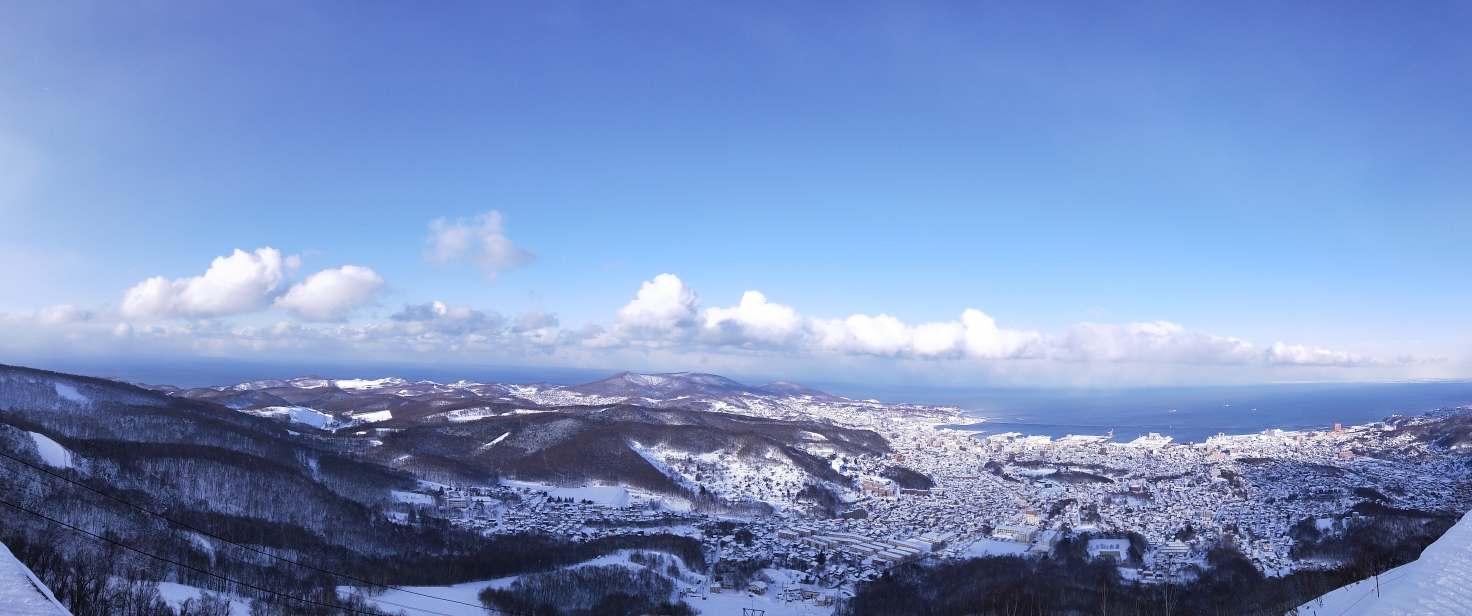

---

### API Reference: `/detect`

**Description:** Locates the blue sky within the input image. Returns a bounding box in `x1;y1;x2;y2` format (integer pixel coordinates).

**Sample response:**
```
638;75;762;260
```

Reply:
1;2;1469;386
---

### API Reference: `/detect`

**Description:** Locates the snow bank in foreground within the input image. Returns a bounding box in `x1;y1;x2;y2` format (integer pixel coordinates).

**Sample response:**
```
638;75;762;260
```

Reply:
0;540;71;615
1299;509;1472;615
27;432;71;469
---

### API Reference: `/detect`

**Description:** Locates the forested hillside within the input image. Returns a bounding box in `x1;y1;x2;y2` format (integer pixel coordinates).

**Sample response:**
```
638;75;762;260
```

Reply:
0;364;703;615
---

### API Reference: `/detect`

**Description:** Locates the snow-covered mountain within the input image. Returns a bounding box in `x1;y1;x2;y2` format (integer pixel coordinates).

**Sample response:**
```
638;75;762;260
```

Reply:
148;370;955;514
164;370;962;428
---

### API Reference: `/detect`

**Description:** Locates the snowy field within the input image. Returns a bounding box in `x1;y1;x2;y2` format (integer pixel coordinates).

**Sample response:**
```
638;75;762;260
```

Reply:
246;406;336;429
153;583;252;616
499;479;632;507
690;588;836;616
349;578;513;616
957;538;1033;559
391;490;436;505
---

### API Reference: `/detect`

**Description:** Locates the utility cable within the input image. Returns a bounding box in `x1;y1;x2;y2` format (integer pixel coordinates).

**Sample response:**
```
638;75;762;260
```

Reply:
0;447;499;612
0;448;530;616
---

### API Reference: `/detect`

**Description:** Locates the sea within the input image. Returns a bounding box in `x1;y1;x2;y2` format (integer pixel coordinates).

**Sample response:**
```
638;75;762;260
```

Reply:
15;356;1472;445
819;381;1472;444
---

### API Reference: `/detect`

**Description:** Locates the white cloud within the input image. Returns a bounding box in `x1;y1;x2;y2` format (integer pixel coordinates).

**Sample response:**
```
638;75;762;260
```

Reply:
811;314;916;356
959;309;1047;359
9;269;1418;384
274;265;386;321
1266;342;1372;366
120;248;284;319
599;274;1373;368
704;291;803;346
610;273;701;343
604;274;1046;359
424;211;534;281
1051;321;1260;364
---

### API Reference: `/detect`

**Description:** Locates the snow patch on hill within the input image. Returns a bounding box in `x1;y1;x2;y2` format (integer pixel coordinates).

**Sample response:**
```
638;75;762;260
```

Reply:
27;432;71;469
350;410;393;424
334;377;408;391
245;406;337;429
51;384;88;406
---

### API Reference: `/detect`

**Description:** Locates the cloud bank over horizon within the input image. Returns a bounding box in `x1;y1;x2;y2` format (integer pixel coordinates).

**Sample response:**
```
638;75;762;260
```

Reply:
1;254;1442;385
586;274;1374;367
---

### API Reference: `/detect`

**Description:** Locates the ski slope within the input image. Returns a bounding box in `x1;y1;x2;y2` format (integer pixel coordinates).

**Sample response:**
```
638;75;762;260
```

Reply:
1299;510;1472;615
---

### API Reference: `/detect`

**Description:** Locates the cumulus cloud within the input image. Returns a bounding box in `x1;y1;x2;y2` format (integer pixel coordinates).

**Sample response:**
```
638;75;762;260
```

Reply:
424;211;534;281
121;248;284;319
274;265;386;321
610;273;701;343
705;291;804;346
602;274;1047;358
598;273;1371;367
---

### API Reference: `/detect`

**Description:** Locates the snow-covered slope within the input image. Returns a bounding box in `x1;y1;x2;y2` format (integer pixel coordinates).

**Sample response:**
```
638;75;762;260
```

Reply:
0;541;71;616
1299;510;1472;615
167;371;962;428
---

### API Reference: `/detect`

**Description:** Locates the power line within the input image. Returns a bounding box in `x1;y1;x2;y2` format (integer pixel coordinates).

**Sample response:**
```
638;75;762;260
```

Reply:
0;446;500;613
0;447;530;616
